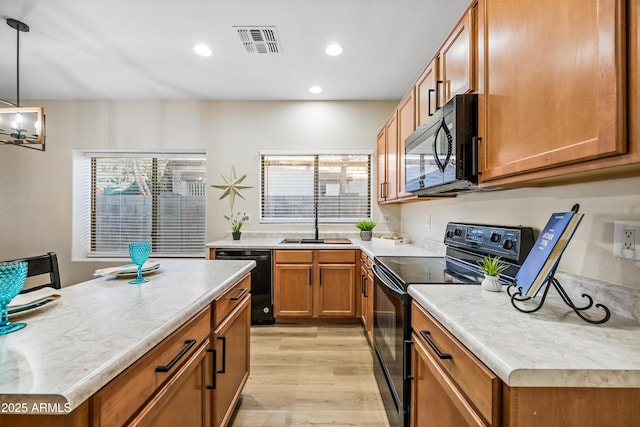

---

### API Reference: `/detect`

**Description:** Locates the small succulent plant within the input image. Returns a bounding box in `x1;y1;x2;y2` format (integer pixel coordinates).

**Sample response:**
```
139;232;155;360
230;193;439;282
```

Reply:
477;256;509;277
355;220;377;231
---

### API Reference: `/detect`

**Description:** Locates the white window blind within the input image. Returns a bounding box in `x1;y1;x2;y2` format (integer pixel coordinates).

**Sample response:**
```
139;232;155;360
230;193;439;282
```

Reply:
261;153;371;223
75;151;206;258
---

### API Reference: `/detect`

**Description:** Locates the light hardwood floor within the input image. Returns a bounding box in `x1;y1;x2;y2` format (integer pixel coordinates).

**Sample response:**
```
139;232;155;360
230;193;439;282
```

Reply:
230;324;390;427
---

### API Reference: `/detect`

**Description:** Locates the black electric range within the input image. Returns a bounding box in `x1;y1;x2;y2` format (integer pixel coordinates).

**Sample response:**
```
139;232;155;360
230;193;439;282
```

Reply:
371;222;535;427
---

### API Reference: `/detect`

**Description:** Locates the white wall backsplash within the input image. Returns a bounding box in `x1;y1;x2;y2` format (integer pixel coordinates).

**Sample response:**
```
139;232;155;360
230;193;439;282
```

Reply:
400;175;640;291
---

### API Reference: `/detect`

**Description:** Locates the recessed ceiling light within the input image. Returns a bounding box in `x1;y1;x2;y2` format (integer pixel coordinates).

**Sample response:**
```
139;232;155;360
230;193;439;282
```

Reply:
193;44;212;57
325;44;343;56
309;86;323;94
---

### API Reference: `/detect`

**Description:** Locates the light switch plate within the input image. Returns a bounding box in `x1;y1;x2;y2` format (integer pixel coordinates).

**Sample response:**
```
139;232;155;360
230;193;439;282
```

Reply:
613;220;640;260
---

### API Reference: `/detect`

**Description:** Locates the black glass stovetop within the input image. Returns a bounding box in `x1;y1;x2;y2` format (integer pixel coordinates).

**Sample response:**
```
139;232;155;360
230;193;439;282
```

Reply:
375;255;484;286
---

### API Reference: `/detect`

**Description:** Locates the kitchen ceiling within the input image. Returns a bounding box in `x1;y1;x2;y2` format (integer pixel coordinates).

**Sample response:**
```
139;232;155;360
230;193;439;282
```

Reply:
0;0;470;101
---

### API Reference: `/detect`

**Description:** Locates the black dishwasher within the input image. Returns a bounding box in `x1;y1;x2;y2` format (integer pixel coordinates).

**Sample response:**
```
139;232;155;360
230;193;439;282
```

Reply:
214;248;275;325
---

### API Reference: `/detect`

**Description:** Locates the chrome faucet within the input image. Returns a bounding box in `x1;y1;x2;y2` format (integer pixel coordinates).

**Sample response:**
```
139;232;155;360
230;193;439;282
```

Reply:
314;203;319;241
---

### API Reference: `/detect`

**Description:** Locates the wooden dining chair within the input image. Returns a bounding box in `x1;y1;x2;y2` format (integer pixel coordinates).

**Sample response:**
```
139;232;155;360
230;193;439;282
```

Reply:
4;252;61;294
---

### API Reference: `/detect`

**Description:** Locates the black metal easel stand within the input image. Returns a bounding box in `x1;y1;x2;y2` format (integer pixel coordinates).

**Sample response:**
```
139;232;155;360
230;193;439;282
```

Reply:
507;265;611;324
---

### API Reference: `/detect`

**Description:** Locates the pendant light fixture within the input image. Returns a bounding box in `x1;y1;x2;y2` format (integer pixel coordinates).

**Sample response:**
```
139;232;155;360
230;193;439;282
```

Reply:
0;18;46;151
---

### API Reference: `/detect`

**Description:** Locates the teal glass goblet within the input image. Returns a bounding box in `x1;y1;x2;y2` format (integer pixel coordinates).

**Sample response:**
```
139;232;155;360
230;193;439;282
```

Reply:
0;261;29;335
128;242;151;284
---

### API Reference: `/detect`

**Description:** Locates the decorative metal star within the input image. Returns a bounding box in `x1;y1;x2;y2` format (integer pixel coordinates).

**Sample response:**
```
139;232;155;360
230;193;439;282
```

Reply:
211;166;252;211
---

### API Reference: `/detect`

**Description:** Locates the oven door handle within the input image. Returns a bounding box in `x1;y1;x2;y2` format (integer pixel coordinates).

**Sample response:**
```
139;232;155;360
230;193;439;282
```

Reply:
372;264;405;298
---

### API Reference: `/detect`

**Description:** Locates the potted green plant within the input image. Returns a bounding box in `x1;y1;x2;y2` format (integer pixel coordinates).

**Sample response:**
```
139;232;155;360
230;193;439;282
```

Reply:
477;256;509;292
225;212;249;240
355;220;377;241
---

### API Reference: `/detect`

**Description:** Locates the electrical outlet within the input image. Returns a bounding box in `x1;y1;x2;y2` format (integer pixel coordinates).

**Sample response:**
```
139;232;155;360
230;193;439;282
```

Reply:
623;229;635;251
425;214;431;229
379;214;390;224
613;220;640;260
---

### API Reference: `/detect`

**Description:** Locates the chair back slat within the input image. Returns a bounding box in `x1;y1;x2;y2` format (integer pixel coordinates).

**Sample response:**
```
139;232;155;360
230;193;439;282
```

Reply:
3;252;61;293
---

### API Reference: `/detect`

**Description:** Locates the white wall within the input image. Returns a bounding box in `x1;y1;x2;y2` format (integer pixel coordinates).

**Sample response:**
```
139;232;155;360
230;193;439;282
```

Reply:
0;100;397;286
400;176;640;290
2;99;638;291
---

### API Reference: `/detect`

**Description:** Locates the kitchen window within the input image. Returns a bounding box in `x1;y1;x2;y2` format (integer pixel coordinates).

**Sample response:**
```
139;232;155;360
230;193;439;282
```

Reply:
260;151;372;223
72;150;206;258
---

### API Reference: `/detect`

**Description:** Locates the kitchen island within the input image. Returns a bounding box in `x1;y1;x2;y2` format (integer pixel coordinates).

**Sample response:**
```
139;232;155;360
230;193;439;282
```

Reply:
0;259;254;425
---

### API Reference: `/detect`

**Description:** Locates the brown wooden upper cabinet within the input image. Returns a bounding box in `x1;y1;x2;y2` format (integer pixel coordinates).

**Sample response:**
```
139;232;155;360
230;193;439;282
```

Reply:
377;114;398;202
377;91;417;204
416;59;439;126
477;0;627;184
377;5;476;205
397;89;417;200
438;8;476;108
415;8;475;128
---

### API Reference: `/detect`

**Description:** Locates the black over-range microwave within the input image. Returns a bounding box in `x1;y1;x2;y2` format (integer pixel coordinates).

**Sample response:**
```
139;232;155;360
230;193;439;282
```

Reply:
404;93;478;197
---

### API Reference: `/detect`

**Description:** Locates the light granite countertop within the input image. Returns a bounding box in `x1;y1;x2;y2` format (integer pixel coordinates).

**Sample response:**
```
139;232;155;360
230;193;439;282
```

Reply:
409;284;640;388
0;259;255;414
206;237;442;258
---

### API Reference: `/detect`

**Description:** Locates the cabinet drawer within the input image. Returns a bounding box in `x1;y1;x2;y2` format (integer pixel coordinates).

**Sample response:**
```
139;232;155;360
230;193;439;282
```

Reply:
359;252;373;267
275;250;314;264
213;274;251;327
411;301;500;425
92;307;211;427
318;250;356;264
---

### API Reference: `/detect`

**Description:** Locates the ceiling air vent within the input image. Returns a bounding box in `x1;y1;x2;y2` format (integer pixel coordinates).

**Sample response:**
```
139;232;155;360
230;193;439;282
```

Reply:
234;26;281;54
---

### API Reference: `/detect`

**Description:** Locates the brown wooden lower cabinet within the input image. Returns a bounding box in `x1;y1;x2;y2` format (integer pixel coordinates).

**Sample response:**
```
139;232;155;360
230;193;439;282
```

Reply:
129;340;212;427
274;249;357;320
211;295;251;427
411;331;489;427
411;301;499;427
411;301;640;427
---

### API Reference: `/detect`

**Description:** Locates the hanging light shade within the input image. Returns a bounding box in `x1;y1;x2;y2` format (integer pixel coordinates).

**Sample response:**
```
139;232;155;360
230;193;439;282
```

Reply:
0;18;46;151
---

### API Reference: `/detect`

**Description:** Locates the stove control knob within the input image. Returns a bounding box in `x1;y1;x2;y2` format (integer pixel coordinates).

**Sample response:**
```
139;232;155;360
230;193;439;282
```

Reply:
446;230;454;238
503;239;515;250
490;233;501;243
454;228;462;237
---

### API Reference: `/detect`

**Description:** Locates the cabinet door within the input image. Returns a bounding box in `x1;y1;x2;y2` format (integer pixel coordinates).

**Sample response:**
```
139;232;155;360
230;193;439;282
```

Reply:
397;89;417;200
129;341;211;427
315;264;356;317
274;264;313;317
479;0;626;183
376;128;388;202
411;333;488;427
212;296;251;427
439;8;475;106
384;114;398;201
416;59;439;126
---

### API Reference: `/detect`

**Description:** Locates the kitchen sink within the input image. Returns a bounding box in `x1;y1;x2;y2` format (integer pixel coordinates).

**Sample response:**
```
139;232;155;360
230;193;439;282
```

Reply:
279;238;351;244
279;238;325;244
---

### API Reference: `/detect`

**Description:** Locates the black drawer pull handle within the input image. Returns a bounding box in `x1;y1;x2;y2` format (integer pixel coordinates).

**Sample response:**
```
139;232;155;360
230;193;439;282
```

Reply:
230;288;248;301
420;330;452;360
156;339;197;372
206;348;216;389
217;336;227;374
